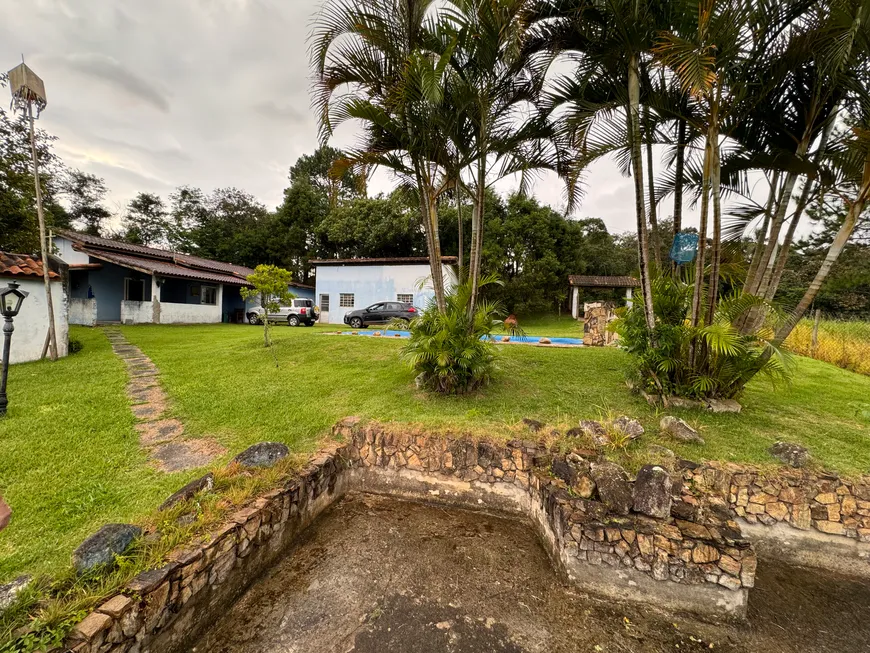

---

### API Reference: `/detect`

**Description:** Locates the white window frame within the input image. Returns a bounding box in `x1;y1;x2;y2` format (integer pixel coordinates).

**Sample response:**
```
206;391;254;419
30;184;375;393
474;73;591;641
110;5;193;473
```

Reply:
397;293;414;304
320;294;330;311
339;293;355;308
201;286;217;305
124;277;145;301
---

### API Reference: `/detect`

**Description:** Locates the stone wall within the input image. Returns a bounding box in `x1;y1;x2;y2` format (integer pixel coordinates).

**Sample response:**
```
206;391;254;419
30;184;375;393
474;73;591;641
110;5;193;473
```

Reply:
683;461;870;574
61;421;759;653
583;302;618;346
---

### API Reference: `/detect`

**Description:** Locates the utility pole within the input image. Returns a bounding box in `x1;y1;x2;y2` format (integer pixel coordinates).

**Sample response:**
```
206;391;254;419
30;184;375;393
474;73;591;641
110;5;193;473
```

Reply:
8;59;57;360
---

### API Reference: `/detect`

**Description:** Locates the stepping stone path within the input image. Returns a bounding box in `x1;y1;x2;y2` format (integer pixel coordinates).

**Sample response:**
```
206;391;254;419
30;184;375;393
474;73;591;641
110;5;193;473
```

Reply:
103;328;226;473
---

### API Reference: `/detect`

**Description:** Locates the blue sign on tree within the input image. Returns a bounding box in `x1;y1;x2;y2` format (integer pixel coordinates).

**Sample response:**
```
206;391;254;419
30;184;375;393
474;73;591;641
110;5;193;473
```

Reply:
670;233;699;264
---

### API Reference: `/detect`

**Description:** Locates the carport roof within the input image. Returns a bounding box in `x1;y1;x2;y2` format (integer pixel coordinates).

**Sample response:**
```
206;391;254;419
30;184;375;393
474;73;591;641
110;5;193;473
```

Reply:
568;275;640;288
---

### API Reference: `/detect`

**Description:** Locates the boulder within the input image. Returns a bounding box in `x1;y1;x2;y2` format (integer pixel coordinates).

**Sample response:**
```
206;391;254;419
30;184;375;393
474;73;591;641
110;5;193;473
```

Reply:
522;418;545;433
538;338;552;345
551;459;578;486
613;416;644;440
706;398;742;413
579;420;609;446
415;372;429;390
660;416;705;445
590;461;633;515
632;465;673;518
232;442;290;468
73;524;142;574
159;472;215;511
0;575;31;614
647;444;676;460
768;441;810;468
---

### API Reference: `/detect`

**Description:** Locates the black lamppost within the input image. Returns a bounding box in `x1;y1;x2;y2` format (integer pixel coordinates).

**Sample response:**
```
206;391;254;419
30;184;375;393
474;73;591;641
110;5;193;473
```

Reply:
0;281;28;416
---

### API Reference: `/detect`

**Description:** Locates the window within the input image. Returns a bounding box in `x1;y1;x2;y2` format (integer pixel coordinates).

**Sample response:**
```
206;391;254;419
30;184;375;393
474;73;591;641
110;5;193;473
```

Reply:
339;293;355;308
202;286;217;305
320;294;330;311
124;278;144;301
294;299;313;308
397;293;414;304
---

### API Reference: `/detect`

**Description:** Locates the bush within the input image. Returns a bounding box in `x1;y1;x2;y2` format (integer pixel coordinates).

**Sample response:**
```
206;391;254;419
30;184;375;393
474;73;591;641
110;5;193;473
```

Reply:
398;276;502;394
611;277;792;400
68;337;83;355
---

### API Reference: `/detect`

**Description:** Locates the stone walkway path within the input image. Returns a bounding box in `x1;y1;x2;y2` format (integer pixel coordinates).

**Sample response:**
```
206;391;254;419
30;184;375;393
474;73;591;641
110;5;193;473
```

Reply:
103;328;226;473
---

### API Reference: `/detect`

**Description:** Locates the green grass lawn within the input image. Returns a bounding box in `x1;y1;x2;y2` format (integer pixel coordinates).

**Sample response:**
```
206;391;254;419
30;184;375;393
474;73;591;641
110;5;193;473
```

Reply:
2;322;870;584
0;328;188;583
511;313;584;338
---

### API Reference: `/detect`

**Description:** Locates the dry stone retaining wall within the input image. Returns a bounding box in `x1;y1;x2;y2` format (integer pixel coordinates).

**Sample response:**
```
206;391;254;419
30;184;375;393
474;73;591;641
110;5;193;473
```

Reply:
683;461;870;574
62;420;760;653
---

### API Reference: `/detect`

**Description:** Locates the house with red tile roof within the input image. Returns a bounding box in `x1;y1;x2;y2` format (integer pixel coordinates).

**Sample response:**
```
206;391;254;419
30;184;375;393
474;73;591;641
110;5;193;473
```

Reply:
53;231;313;325
0;252;69;363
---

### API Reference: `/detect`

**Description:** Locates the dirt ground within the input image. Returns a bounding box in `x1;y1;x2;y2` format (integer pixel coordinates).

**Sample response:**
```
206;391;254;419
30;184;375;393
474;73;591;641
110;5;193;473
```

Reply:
191;493;870;653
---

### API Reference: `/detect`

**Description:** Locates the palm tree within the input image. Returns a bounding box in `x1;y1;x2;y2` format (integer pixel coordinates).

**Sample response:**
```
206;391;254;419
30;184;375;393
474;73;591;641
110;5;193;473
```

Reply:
311;0;452;311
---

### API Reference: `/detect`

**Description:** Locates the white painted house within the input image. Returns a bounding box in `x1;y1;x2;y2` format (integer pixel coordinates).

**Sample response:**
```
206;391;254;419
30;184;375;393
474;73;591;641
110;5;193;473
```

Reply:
312;257;458;325
0;252;69;363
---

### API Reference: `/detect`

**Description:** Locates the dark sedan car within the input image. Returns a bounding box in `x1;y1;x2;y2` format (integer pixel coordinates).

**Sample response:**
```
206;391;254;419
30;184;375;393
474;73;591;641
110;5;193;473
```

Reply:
343;302;418;328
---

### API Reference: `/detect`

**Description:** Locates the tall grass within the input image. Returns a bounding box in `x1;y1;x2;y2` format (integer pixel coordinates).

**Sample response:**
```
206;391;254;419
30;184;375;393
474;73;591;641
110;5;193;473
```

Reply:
787;317;870;376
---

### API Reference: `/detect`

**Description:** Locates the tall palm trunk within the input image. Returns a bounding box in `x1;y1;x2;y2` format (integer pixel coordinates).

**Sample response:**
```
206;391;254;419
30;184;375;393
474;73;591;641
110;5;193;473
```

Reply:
414;163;446;312
644;104;662;267
628;54;656;332
763;117;836;302
672;117;687;275
690;133;713;328
774;149;870;345
706;94;722;324
745;133;811;297
456;181;464;283
742;170;780;295
468;154;486;317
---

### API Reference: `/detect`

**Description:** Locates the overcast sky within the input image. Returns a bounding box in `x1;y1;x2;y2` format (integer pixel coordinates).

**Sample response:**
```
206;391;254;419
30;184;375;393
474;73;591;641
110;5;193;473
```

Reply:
0;0;713;236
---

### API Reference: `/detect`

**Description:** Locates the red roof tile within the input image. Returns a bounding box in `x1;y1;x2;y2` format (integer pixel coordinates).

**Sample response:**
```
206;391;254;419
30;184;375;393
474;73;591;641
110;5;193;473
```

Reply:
0;252;60;279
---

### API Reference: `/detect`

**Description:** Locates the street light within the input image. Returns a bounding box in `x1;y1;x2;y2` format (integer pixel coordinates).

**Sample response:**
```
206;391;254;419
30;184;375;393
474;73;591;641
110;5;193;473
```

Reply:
0;281;29;416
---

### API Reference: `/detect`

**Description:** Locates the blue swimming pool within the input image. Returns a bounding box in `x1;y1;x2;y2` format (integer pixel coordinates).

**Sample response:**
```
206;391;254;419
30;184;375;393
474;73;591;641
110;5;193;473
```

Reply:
336;330;584;346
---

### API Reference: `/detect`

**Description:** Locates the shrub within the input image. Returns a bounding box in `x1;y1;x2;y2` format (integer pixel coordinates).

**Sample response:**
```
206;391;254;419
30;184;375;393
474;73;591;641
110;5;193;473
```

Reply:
68;337;83;355
398;275;502;394
611;277;792;400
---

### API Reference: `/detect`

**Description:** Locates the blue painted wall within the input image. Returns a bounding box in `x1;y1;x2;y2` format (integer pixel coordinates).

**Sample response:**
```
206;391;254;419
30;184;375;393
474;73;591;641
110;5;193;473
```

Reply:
289;284;315;301
87;260;151;322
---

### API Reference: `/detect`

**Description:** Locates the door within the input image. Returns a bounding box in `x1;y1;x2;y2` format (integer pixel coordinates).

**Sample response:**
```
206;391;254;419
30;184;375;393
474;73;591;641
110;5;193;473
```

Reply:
267;296;289;321
365;303;385;323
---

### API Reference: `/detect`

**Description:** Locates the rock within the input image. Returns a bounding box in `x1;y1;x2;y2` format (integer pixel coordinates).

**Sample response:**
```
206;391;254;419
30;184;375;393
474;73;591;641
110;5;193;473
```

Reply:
575;475;596;499
73;524;142;574
232;442;290;468
579;420;609;446
647;444;675;460
665;396;705;410
565;426;584;438
692;543;720;564
768;441;810;468
551;459;578;486
613;416;644;440
500;336;510;343
590;461;633;515
539;338;552;345
0;575;31;614
522;418;545;433
660;416;705;445
632;465;673;519
415;372;428;389
373;331;382;337
706;398;742;413
159;472;215;511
